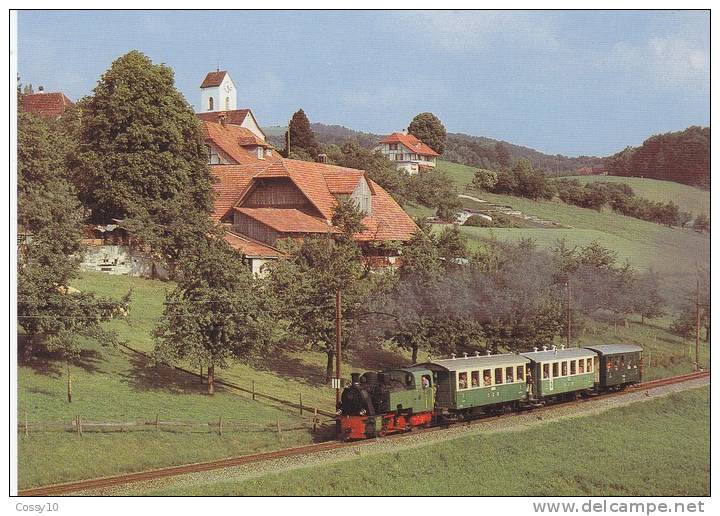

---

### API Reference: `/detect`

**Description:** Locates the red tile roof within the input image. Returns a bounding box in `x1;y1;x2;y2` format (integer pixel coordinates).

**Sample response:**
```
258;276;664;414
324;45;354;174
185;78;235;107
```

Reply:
211;163;267;220
235;207;337;234
202;122;264;165
197;109;251;126
224;231;283;258
355;182;418;241
200;71;228;88
380;132;440;157
209;158;418;242
20;92;73;118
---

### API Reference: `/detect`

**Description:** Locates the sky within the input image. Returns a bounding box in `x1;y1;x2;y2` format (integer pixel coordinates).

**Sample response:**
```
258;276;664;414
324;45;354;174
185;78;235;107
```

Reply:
17;10;709;156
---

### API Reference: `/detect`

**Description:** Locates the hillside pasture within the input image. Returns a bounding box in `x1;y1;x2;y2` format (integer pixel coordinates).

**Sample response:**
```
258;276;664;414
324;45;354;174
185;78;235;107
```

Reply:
567;175;710;216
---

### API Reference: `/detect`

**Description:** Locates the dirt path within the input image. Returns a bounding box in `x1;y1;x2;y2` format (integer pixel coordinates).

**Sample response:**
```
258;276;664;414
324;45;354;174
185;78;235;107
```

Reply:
84;376;709;496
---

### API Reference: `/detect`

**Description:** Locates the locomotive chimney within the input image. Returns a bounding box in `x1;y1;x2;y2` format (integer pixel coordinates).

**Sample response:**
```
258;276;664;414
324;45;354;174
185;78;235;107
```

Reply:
351;372;360;385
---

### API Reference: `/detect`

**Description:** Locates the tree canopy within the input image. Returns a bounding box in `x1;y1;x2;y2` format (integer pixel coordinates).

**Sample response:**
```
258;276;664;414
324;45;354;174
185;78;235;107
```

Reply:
17;112;129;385
73;50;216;272
286;108;320;159
408;112;447;155
154;237;273;394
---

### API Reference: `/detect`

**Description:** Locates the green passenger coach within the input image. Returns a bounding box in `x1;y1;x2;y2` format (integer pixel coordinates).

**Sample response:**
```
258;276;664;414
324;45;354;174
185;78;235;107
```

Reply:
584;344;643;389
521;347;597;400
419;353;531;416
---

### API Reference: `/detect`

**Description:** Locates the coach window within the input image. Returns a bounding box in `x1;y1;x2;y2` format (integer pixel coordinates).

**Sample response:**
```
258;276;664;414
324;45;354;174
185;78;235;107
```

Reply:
505;366;514;383
561;361;568;376
471;370;480;388
494;368;503;385
587;358;593;372
516;365;524;383
552;363;559;378
483;369;492;386
578;360;585;374
458;372;468;390
570;360;577;375
543;363;550;379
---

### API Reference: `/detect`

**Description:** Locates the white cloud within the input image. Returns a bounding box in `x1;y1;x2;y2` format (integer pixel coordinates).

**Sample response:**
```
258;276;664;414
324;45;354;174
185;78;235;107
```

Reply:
597;36;709;90
394;10;564;53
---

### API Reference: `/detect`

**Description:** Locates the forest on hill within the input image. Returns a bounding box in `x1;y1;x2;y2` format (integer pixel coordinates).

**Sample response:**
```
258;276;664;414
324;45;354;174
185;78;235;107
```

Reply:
264;123;604;174
605;126;710;189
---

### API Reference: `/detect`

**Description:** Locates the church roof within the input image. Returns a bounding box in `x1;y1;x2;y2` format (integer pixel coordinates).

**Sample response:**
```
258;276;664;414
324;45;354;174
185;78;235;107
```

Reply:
200;70;228;88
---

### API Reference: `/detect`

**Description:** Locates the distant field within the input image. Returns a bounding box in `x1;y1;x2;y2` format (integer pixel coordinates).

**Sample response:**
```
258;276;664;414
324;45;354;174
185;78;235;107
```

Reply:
142;386;710;496
567;175;710;216
430;160;709;278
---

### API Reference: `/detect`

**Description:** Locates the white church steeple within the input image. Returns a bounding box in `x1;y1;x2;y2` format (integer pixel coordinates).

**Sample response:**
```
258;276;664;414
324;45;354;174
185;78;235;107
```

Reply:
200;70;237;112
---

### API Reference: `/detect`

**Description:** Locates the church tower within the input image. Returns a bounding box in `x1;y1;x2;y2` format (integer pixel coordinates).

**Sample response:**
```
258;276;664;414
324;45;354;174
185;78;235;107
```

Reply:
200;70;237;112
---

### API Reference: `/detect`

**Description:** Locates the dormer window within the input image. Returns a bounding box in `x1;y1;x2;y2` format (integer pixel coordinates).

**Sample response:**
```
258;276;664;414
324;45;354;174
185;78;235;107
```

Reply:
208;97;214;111
207;145;219;164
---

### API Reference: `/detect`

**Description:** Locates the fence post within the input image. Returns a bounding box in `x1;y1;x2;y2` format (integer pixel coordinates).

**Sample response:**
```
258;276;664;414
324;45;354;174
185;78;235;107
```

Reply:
218;415;223;436
312;408;318;433
24;411;29;438
276;419;282;441
252;380;256;401
299;393;303;416
75;415;82;437
155;414;160;432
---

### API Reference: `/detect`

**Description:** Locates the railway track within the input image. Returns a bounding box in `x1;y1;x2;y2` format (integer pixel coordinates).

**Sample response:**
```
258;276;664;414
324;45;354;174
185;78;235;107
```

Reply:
18;370;709;497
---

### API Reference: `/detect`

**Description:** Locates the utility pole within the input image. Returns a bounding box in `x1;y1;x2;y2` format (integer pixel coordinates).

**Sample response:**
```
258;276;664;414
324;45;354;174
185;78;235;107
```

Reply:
285;118;291;157
335;290;342;405
566;280;572;347
695;278;700;371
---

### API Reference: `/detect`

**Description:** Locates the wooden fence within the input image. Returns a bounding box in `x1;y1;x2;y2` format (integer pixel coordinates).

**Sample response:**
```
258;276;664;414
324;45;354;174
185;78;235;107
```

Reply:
18;411;328;438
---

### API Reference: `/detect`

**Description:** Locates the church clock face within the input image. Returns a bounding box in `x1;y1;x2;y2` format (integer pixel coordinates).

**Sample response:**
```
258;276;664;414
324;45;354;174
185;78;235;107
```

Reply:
224;83;233;93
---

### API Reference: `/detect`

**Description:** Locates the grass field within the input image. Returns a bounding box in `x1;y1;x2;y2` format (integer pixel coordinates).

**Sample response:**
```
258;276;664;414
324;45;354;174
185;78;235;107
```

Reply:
567;175;710;216
142;386;710;496
429;161;709;278
17;338;317;489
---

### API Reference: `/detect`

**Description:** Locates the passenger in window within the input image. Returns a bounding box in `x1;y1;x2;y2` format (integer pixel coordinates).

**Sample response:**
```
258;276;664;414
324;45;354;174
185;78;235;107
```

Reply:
578;361;585;373
458;373;467;389
471;376;479;387
422;375;430;388
506;372;513;383
483;374;492;386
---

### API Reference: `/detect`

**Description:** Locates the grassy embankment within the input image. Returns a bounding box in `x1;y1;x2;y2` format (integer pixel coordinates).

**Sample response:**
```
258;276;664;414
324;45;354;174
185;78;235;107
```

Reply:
142;386;710;496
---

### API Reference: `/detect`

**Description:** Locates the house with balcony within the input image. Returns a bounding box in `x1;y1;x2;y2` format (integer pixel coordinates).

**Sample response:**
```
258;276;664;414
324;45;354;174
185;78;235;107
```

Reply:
375;132;440;174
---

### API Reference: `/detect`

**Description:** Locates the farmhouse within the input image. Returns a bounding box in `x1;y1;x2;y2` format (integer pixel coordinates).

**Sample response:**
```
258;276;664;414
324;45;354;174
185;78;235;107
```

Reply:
374;131;439;174
197;70;418;273
20;88;74;118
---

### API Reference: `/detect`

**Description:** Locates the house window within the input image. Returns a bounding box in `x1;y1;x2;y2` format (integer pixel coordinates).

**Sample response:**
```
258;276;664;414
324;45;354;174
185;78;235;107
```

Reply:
207;145;219;164
389;143;398;151
208;97;214;111
398;153;404;161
